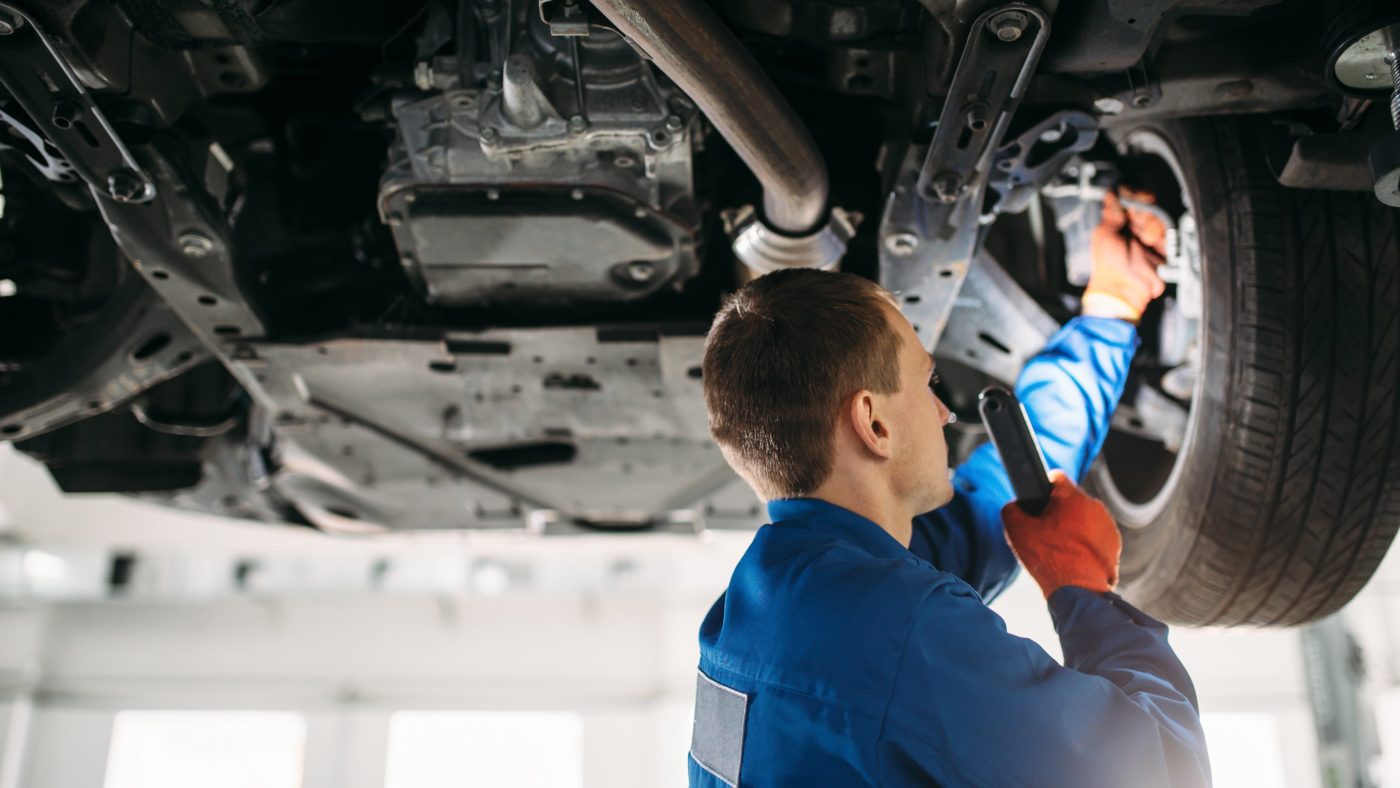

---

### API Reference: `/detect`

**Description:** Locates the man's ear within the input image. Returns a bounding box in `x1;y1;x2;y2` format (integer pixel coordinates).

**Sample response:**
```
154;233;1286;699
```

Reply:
846;389;894;460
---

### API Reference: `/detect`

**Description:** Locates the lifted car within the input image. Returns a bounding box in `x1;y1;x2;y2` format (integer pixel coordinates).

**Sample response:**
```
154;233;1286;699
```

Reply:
1;0;1399;626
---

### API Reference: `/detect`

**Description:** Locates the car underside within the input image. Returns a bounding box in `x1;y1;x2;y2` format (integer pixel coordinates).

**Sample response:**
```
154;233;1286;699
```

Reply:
2;0;1400;626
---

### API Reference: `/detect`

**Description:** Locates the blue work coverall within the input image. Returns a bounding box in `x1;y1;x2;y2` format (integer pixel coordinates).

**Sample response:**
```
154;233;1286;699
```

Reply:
688;317;1211;787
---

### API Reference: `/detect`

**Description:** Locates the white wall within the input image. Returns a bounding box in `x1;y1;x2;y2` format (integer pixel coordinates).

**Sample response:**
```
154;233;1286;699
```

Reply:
0;445;1372;788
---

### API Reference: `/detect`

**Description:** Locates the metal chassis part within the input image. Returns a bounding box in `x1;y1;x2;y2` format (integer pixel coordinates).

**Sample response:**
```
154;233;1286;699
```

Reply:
243;326;748;533
985;111;1098;216
880;3;1051;351
0;274;209;441
0;3;155;203
0;8;752;533
937;251;1058;385
589;0;828;234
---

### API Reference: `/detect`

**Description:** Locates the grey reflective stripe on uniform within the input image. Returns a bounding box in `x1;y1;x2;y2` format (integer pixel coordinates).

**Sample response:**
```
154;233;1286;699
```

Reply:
690;669;748;787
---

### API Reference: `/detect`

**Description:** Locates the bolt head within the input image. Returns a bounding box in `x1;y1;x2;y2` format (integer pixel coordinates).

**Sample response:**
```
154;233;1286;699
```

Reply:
931;173;962;204
965;103;990;131
568;114;587;133
177;232;214;258
885;232;919;257
626;261;656;282
0;14;21;35
665;115;684;131
989;10;1028;42
106;169;152;203
51;100;80;130
1093;96;1125;115
480;126;498;142
413;62;434;91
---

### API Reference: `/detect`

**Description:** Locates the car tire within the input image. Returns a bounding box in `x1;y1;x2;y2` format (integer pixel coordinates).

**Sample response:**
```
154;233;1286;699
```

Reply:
1092;115;1400;626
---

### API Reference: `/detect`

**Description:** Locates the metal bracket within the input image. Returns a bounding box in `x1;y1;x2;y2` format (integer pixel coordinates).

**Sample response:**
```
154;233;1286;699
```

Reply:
880;3;1052;350
0;3;155;203
986;110;1098;215
915;4;1052;204
539;0;591;36
937;250;1059;384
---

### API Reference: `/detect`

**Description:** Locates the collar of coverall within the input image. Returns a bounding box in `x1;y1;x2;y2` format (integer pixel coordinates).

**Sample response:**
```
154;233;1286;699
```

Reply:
765;498;912;561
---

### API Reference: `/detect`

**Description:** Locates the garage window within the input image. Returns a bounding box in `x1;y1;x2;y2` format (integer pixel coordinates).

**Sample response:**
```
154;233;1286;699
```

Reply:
384;710;583;788
103;710;306;788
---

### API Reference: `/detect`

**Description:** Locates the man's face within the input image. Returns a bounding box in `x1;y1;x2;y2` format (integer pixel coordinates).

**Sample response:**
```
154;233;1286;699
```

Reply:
881;302;955;512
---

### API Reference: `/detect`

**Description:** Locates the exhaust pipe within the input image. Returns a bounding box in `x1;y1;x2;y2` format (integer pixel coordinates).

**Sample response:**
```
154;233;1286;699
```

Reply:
589;0;853;272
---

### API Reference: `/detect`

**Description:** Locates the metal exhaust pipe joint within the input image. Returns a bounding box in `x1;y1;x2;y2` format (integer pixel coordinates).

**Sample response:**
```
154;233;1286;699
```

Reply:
589;0;855;272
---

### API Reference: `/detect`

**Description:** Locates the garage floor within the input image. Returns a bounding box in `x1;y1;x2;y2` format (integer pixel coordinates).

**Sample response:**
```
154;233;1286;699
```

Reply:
0;443;1396;788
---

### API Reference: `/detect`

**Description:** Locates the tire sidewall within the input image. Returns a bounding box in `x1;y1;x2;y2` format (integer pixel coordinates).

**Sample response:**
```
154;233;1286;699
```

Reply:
1091;118;1237;611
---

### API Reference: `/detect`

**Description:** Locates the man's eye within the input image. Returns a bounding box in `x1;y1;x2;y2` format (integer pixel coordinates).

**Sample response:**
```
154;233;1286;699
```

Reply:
928;370;942;389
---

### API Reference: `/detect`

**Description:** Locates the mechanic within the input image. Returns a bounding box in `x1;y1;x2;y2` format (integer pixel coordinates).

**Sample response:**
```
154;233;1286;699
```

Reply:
688;191;1211;787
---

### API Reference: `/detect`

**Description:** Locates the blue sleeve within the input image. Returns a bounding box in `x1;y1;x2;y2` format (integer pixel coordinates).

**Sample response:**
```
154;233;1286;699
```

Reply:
877;583;1211;787
908;317;1138;601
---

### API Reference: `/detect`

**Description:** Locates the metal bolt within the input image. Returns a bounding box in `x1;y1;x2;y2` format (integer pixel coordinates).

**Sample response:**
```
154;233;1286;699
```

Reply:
570;188;584;200
1039;126;1064;144
965;103;990;132
1093;96;1125;115
178;232;214;258
665;115;684;131
1387;50;1400;130
413;62;434;91
0;11;23;36
885;232;919;257
568;114;588;134
51;100;80;130
988;10;1028;42
106;169;152;203
627;261;656;282
931;173;962;204
1132;93;1151;108
480;126;498;143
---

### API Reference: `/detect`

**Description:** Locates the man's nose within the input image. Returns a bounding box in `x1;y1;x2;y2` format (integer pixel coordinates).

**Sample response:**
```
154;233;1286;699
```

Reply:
936;396;955;426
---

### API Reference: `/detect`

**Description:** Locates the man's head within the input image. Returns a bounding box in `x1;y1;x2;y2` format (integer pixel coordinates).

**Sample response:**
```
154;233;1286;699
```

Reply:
702;268;954;514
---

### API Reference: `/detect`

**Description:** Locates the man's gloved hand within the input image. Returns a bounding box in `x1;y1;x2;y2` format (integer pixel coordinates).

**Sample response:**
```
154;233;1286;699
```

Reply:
1082;188;1168;323
1001;471;1122;599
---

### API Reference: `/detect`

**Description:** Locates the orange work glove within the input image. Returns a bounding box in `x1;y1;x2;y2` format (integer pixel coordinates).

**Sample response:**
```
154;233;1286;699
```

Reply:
1082;188;1168;323
1001;471;1122;599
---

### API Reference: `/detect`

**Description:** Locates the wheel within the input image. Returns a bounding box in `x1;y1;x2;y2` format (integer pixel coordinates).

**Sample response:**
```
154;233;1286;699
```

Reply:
1090;115;1400;626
